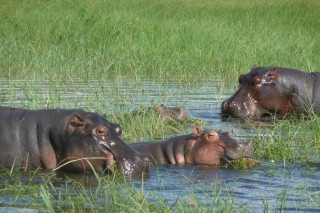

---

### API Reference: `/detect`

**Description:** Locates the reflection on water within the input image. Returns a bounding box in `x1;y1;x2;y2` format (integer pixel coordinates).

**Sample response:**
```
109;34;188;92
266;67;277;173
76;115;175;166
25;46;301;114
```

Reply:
0;79;319;212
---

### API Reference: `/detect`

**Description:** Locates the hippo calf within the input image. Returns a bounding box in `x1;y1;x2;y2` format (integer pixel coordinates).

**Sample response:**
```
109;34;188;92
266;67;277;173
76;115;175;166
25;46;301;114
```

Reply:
132;104;189;121
0;107;149;176
130;127;253;165
155;104;189;121
221;66;320;119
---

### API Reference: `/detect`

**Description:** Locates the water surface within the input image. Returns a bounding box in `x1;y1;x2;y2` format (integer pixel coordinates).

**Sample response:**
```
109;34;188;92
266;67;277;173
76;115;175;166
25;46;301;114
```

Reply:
0;79;319;212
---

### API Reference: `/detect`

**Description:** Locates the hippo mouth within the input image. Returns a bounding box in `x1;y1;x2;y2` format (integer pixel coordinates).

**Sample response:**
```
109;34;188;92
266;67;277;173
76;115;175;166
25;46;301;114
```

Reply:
221;94;267;119
95;136;150;176
96;140;115;158
224;141;253;161
95;140;117;165
91;135;117;168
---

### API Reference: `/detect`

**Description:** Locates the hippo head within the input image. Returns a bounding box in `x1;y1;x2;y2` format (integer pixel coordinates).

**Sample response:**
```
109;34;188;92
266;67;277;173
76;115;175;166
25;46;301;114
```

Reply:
221;66;293;119
191;127;253;165
155;104;189;121
59;112;149;176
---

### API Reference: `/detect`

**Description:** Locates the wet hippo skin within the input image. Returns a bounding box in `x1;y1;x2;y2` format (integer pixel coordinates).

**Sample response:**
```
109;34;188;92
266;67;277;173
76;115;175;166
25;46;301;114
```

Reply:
221;66;320;119
130;127;253;165
0;107;149;176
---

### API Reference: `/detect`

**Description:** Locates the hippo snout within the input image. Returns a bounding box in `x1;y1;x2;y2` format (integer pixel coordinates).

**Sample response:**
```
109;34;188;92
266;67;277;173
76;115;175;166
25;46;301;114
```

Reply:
221;100;227;112
221;99;235;117
241;142;253;158
221;97;260;119
117;154;150;176
221;100;228;111
225;140;253;160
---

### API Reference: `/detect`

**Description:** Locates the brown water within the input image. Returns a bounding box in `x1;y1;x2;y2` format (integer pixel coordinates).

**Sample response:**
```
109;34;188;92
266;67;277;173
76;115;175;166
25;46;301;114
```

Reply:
0;79;319;212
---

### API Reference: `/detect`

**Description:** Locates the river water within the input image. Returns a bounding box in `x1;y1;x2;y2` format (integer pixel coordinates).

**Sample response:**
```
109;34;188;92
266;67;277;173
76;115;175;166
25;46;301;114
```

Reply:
0;78;319;212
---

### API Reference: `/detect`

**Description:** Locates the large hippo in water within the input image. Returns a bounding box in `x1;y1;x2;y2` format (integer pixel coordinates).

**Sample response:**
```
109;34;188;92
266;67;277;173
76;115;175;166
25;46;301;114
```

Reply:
221;66;320;119
130;127;253;165
0;107;149;176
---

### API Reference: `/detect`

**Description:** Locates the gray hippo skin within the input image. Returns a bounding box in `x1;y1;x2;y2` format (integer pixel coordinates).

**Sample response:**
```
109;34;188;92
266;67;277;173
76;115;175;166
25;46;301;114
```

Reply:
221;66;320;118
0;107;149;176
130;127;253;165
155;104;189;120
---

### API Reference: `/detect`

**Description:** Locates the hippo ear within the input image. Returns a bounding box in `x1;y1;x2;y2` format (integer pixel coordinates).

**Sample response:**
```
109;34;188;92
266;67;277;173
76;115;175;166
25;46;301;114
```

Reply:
193;127;201;136
238;74;246;84
267;68;278;80
69;114;86;127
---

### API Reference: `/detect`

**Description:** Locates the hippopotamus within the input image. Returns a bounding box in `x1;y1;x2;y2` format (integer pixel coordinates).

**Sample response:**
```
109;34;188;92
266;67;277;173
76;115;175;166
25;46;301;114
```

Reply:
155;104;189;121
221;66;320;119
0;107;149;176
130;127;253;165
132;104;189;121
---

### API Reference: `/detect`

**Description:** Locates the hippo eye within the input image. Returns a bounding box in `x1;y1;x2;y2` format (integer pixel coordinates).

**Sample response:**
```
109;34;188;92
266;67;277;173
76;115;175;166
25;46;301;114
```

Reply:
97;129;104;135
250;76;261;86
95;126;109;137
249;81;255;86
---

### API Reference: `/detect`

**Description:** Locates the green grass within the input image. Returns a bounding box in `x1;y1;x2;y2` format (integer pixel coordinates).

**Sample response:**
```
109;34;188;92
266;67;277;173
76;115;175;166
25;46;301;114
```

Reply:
1;78;320;211
252;115;320;163
0;168;247;212
1;0;319;81
113;106;206;141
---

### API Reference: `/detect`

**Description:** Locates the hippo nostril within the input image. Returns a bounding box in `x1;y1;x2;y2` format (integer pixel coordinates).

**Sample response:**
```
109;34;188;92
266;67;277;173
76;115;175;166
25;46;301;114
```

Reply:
230;101;237;107
223;100;238;110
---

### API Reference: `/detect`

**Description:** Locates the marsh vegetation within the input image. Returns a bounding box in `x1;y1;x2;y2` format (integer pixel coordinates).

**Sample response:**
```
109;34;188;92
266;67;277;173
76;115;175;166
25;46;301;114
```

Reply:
1;0;320;212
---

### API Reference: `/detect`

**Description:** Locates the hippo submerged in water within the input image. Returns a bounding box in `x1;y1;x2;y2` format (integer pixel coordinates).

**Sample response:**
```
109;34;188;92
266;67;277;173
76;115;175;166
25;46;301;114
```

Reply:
155;104;189;121
130;127;253;165
133;104;190;121
221;66;320;119
0;107;149;176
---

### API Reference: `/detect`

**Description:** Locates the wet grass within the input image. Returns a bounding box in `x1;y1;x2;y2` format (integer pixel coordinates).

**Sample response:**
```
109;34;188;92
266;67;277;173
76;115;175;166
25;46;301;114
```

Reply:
252;115;320;164
113;107;206;141
1;78;320;211
0;168;247;212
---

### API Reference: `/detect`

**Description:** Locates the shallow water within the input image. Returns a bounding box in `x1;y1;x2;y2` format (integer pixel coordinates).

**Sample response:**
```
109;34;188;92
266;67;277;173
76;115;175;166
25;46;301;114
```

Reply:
0;79;319;212
135;163;320;212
